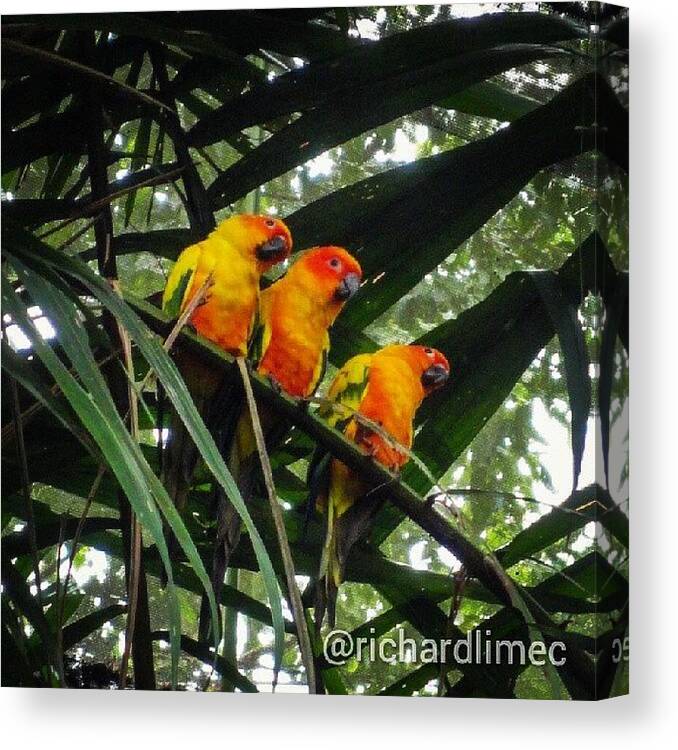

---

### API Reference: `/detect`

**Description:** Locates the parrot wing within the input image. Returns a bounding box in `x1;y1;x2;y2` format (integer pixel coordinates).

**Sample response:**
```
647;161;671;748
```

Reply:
319;352;373;428
162;242;202;319
306;353;373;528
247;282;273;367
308;332;330;398
247;308;268;368
310;354;377;630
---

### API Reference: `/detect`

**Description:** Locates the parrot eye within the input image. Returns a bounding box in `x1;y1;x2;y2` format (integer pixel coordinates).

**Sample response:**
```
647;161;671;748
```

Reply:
424;347;435;359
328;257;341;269
265;219;276;228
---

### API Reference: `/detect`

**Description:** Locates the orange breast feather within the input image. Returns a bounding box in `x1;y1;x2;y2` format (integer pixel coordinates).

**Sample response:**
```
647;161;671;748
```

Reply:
257;280;329;398
352;357;425;470
189;253;258;357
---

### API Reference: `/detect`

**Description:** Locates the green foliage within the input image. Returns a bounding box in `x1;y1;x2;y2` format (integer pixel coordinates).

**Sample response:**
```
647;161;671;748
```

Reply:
1;3;628;697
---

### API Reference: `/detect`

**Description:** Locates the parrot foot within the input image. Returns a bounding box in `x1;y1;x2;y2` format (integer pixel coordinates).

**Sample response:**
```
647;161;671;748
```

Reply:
380;460;401;477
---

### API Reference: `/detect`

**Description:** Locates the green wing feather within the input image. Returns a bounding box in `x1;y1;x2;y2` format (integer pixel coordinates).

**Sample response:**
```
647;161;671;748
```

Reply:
306;353;373;524
308;333;330;398
319;352;372;429
247;307;266;367
162;243;201;319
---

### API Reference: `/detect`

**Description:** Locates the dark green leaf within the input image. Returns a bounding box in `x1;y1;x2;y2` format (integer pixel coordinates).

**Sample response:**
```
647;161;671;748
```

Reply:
202;45;568;208
62;605;126;651
531;272;591;490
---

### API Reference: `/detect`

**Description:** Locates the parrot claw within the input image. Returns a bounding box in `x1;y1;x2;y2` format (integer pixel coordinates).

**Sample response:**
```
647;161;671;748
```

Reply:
363;447;399;476
375;456;400;476
358;440;377;460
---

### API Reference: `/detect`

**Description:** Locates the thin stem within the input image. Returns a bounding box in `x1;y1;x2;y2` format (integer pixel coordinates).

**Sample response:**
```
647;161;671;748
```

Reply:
219;568;239;692
135;271;213;396
437;568;466;696
7;370;43;605
54;517;67;687
55;217;98;253
118;314;142;690
57;464;106;633
236;357;317;694
120;516;142;689
37;165;186;241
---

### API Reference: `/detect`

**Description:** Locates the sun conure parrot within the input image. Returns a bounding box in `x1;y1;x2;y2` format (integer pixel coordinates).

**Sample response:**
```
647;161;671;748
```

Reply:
309;344;450;628
160;213;292;517
200;246;363;637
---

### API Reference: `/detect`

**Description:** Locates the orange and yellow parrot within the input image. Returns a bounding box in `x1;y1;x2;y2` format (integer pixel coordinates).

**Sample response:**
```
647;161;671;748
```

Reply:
162;213;293;355
201;246;363;636
160;213;292;513
309;344;450;627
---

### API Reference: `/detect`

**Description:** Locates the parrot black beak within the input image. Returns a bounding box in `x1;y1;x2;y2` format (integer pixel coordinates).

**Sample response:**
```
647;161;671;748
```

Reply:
334;272;361;301
256;234;289;262
421;364;449;390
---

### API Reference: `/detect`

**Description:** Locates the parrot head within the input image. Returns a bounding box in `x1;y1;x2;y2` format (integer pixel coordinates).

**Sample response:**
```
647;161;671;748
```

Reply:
214;214;293;271
418;346;450;393
383;344;450;394
290;246;363;308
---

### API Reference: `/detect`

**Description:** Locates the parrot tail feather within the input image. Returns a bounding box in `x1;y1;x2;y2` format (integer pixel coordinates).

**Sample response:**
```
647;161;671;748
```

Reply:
315;497;341;631
315;490;385;631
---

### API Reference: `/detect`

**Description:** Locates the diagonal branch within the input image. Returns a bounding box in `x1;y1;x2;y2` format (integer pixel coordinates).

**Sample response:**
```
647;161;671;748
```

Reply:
127;295;535;605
